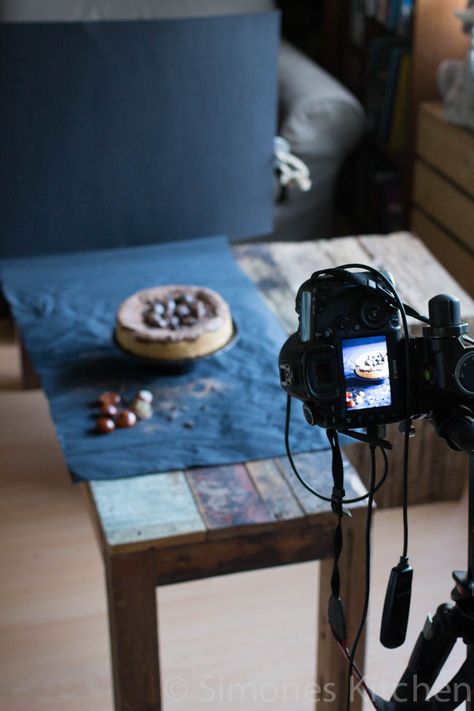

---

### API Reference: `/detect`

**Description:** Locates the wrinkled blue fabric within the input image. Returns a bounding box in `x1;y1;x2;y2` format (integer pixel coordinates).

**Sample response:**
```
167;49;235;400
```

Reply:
0;236;326;481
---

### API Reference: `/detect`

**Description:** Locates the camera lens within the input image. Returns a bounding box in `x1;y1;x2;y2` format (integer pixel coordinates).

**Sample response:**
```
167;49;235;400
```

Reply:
361;299;388;329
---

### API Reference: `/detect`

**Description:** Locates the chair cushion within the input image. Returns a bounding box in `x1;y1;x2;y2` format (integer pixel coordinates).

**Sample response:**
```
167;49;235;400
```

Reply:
279;40;365;158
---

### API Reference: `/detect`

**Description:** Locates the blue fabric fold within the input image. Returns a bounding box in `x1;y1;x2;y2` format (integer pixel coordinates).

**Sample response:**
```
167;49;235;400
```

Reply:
1;236;326;481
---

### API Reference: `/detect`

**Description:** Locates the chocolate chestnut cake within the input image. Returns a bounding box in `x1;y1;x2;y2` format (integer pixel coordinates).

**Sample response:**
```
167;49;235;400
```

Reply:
115;285;233;360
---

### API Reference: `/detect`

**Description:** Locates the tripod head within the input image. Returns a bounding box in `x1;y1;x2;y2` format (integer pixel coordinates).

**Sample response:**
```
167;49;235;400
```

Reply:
433;405;474;454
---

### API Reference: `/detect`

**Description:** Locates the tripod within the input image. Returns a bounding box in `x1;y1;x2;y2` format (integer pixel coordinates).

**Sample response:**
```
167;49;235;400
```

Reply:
370;409;474;711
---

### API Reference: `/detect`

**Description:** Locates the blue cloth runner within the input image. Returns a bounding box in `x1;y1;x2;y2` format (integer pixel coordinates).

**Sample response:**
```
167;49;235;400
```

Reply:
0;236;326;481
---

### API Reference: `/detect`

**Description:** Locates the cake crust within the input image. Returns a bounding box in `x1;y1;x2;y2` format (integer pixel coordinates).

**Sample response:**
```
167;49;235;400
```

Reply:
354;352;389;380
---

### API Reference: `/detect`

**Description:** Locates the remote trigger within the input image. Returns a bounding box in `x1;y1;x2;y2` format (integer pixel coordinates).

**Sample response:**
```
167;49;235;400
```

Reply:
380;556;413;649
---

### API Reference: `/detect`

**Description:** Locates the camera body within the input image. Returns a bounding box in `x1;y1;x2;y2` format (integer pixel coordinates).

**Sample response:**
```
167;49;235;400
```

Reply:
279;268;474;430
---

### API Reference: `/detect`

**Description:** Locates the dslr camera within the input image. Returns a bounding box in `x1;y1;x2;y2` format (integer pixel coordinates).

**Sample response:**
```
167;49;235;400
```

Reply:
279;266;474;431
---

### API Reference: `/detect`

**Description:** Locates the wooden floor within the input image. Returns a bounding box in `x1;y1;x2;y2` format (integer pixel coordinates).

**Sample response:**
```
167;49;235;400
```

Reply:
0;334;469;710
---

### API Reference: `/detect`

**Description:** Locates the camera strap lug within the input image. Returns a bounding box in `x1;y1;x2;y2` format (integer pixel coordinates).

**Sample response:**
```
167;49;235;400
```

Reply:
398;420;416;438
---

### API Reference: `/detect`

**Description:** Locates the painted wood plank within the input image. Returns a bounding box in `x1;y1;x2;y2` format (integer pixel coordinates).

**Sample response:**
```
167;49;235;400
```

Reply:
267;240;334;296
276;449;367;518
90;470;206;551
268;237;370;295
245;458;304;523
233;243;297;334
186;464;273;537
320;234;373;266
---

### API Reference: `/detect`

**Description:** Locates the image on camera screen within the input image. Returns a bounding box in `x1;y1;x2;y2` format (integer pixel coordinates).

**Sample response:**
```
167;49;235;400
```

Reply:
342;335;392;411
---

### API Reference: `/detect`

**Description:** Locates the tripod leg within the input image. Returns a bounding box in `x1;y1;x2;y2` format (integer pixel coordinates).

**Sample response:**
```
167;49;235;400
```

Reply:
392;605;458;705
468;454;474;711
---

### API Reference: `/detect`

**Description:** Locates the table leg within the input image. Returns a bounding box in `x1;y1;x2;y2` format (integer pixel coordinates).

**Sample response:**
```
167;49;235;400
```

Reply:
105;549;161;711
316;508;367;711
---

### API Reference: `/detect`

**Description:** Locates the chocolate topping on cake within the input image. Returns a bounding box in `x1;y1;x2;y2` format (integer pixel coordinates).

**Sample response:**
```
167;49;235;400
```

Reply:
143;293;215;330
116;285;230;345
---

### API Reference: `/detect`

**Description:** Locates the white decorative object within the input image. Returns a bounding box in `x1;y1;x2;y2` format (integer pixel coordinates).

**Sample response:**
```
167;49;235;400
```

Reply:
273;136;312;192
438;6;474;131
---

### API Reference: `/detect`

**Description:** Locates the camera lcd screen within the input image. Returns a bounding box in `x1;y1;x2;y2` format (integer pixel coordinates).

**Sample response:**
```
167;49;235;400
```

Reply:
342;335;392;411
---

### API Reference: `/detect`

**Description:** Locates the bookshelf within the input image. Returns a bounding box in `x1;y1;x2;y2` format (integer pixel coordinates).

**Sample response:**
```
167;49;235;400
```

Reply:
317;0;470;234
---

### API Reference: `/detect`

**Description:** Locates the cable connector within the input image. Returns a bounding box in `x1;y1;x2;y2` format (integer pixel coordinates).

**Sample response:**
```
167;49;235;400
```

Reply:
329;594;347;643
331;486;351;518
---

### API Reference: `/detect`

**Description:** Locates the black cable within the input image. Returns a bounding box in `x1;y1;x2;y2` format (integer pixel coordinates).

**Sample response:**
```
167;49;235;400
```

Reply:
311;264;412;562
402;424;410;559
283;263;415;708
346;443;377;711
285;394;389;504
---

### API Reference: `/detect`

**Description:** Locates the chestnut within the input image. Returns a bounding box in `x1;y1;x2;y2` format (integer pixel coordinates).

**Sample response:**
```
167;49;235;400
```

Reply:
96;417;115;434
99;391;121;406
115;409;137;428
100;402;118;417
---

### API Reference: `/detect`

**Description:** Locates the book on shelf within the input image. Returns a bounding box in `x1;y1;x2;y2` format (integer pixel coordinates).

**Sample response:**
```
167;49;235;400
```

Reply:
365;36;409;138
365;0;377;17
350;0;366;47
363;0;413;36
388;51;411;153
397;0;413;36
379;45;410;142
376;0;389;23
387;0;400;30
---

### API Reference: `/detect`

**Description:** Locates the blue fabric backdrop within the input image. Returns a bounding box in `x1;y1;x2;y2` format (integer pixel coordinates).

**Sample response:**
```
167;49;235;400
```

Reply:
0;13;279;257
0;236;326;481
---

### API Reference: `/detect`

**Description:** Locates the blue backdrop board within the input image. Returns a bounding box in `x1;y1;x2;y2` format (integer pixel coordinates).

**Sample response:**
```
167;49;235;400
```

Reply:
0;237;326;481
0;13;279;258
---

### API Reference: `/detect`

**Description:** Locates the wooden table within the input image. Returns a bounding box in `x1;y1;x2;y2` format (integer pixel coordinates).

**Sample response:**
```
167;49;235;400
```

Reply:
22;231;473;711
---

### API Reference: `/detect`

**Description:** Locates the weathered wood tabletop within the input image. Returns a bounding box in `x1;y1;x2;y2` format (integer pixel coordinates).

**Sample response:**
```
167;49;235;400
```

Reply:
87;231;474;548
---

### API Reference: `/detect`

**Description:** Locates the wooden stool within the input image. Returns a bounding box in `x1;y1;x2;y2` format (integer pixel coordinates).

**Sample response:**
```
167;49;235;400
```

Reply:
83;453;368;711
